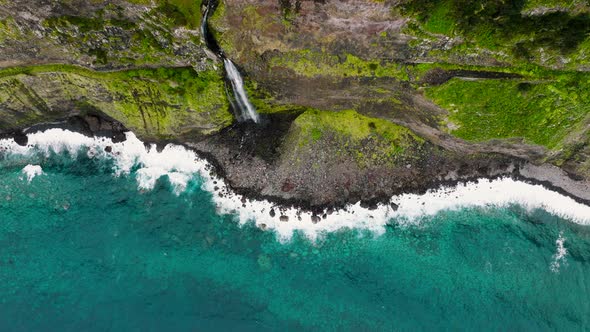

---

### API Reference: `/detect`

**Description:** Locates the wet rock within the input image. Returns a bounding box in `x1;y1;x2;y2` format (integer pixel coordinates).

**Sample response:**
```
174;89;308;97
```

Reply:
269;208;276;217
390;202;399;211
13;132;28;146
84;115;101;133
311;215;321;224
104;146;112;153
280;215;289;222
360;200;378;210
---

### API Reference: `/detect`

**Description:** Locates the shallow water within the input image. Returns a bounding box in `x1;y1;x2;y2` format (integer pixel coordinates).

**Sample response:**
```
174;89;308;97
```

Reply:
0;137;589;331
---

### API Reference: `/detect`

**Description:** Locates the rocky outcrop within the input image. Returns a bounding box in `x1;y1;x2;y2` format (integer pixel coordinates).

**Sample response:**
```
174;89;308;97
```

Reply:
189;111;524;209
0;67;231;141
0;1;231;141
208;0;590;181
0;0;209;70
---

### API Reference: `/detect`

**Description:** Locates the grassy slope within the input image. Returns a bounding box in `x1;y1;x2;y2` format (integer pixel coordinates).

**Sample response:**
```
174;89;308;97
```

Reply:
425;75;590;149
398;0;590;151
3;0;207;67
269;50;408;80
285;109;425;167
402;0;590;67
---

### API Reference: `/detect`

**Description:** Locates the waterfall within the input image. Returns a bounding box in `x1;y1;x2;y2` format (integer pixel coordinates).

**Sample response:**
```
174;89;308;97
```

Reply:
223;59;260;123
201;0;260;124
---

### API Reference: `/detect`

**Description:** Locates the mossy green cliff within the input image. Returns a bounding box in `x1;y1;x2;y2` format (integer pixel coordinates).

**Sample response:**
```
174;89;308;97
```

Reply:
0;65;231;140
0;0;235;141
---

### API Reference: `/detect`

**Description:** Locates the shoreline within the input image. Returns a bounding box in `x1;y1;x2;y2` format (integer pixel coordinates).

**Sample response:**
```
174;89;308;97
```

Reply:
2;117;590;218
2;125;590;240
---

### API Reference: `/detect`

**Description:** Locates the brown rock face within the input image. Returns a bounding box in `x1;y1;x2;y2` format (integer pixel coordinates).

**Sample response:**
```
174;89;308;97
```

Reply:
0;0;209;70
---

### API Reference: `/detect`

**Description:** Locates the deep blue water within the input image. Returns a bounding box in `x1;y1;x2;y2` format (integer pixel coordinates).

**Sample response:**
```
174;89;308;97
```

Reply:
0;151;589;331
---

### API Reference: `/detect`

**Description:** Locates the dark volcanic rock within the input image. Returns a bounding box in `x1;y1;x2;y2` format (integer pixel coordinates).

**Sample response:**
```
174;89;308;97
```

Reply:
22;115;128;143
13;131;28;146
187;111;537;210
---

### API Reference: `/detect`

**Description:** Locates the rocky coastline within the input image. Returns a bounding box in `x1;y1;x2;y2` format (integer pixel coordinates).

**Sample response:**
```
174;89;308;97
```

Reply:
3;114;589;217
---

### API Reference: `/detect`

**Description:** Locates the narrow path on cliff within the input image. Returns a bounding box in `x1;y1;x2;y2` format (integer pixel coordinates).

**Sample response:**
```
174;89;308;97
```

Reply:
201;0;260;123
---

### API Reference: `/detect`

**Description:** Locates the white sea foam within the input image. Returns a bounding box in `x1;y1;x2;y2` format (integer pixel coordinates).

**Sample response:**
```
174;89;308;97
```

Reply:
550;232;568;273
1;129;590;241
21;164;43;182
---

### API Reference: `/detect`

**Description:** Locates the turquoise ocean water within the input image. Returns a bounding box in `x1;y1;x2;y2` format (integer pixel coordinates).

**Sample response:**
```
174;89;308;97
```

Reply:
1;145;589;331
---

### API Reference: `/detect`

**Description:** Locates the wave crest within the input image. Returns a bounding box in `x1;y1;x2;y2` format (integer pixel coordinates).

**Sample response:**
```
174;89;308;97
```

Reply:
1;129;589;241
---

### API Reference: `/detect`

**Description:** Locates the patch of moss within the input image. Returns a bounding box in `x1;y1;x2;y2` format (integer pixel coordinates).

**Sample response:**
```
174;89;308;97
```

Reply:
422;1;455;35
289;109;424;166
0;65;232;139
155;0;202;29
242;80;314;115
0;17;21;42
269;50;407;80
278;0;301;24
209;0;226;27
425;74;590;149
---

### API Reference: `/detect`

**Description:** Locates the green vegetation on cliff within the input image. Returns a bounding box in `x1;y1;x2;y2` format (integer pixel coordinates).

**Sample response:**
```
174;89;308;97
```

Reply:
0;65;232;139
41;1;204;67
0;17;19;43
402;0;590;68
286;109;425;166
425;74;590;149
269;50;407;80
155;0;203;29
0;1;208;69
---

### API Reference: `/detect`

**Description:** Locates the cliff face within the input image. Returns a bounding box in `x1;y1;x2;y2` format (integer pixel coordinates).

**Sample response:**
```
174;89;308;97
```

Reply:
0;0;231;141
0;0;208;69
210;0;590;181
1;0;589;207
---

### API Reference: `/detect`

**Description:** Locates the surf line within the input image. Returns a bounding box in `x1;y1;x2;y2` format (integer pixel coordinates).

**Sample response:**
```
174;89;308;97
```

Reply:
2;129;590;242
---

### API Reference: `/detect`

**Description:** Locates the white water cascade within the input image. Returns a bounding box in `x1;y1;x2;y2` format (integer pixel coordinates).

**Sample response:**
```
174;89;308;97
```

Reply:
201;0;260;123
223;58;260;123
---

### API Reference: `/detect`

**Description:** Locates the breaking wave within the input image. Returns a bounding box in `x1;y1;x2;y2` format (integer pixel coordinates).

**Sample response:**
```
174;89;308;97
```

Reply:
1;129;589;241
